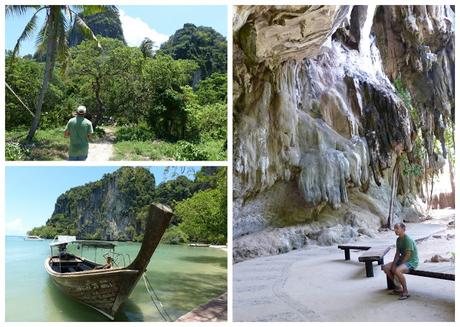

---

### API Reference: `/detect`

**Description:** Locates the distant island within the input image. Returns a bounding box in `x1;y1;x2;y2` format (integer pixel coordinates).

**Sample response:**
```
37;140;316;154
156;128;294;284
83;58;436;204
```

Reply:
29;167;227;245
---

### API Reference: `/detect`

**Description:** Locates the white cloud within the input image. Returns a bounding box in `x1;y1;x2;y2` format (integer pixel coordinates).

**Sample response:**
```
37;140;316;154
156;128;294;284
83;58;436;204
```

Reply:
119;10;170;48
6;218;27;236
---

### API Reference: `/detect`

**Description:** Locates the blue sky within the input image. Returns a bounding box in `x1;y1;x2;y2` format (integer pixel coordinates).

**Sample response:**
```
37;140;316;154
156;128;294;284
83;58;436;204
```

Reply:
5;5;227;56
5;166;200;235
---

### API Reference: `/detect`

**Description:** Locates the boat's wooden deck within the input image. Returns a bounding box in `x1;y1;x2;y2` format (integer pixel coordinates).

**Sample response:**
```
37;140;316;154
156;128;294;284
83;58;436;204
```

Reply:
50;257;83;263
49;255;100;273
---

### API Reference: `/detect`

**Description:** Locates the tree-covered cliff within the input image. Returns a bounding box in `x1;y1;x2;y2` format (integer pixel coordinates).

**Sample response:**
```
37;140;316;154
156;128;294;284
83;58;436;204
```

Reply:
159;23;227;81
68;10;126;46
28;167;227;244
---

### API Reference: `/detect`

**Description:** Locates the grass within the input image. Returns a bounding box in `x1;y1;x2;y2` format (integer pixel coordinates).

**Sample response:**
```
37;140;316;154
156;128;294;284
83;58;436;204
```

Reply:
6;128;69;161
196;139;226;161
6;126;227;161
113;139;226;161
5;127;106;161
113;141;177;161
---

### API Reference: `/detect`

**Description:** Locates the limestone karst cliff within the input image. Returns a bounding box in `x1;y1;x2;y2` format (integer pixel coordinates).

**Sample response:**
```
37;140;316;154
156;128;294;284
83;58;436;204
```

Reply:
233;5;454;262
32;167;156;240
68;10;126;47
29;167;227;243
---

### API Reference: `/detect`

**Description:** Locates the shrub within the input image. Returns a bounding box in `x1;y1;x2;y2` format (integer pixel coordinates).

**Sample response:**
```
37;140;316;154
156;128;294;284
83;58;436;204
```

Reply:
115;123;155;142
174;141;208;161
196;139;226;161
93;127;106;139
5;142;27;161
162;225;189;244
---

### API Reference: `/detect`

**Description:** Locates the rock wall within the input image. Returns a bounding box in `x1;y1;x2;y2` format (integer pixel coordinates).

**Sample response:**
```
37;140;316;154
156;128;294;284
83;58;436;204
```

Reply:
48;167;156;240
233;5;454;262
372;6;455;162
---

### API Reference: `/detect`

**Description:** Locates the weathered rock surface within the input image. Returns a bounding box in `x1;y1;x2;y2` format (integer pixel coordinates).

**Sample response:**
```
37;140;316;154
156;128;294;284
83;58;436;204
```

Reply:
233;5;454;262
373;5;455;162
48;167;156;240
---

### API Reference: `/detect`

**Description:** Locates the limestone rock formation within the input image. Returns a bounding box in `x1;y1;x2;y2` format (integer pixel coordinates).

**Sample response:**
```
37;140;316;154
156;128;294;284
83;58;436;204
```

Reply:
233;5;454;262
48;167;155;240
373;6;455;162
68;10;126;47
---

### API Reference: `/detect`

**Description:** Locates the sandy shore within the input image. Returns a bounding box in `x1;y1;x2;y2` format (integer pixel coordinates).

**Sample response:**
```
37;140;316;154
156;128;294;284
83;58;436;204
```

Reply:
234;209;455;322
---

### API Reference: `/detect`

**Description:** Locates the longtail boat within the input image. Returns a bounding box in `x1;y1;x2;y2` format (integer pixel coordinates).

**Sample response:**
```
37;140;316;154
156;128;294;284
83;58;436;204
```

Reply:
44;203;173;320
24;235;45;241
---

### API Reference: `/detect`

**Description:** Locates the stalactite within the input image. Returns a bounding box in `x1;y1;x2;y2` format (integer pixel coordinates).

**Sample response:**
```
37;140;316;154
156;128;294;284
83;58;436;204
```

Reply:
233;5;454;261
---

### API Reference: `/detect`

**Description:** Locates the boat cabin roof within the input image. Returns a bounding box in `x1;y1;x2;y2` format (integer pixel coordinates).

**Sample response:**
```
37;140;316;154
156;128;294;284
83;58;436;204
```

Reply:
50;236;115;250
75;240;116;249
50;235;77;247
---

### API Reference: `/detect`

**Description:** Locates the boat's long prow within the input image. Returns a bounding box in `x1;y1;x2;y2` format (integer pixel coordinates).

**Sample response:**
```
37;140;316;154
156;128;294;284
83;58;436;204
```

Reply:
45;203;173;320
128;203;173;272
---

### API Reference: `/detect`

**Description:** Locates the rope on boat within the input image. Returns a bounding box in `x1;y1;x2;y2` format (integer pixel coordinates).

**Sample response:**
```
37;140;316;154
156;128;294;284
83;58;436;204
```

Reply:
142;273;173;322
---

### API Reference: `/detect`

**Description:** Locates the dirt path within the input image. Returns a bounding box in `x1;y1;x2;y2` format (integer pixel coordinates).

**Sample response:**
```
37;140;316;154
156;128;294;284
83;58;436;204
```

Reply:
87;126;115;161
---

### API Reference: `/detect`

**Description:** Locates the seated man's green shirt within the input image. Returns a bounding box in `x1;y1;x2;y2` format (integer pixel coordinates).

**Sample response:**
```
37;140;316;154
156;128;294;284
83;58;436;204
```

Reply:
396;234;419;269
65;116;93;157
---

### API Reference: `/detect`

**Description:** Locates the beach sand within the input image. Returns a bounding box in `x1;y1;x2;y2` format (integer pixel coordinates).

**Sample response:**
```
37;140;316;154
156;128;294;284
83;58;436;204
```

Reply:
233;209;455;322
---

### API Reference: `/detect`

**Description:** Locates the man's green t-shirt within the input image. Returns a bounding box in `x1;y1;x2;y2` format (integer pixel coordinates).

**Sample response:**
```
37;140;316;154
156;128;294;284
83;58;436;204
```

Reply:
65;116;93;157
396;234;419;268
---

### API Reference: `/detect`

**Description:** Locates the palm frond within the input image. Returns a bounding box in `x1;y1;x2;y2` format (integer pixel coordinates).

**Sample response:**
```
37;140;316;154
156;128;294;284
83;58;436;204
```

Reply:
140;38;155;58
65;6;74;26
73;5;118;16
12;12;39;58
6;5;40;17
35;20;48;56
56;10;69;62
75;15;101;48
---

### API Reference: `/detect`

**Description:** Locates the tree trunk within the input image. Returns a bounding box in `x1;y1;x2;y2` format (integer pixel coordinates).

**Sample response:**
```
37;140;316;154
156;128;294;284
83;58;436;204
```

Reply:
26;11;58;143
447;152;455;195
428;173;435;210
424;158;430;211
92;76;105;130
386;155;401;229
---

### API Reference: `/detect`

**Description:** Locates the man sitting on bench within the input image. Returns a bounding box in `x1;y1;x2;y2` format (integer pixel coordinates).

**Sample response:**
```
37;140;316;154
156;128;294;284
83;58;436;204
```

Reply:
382;223;419;300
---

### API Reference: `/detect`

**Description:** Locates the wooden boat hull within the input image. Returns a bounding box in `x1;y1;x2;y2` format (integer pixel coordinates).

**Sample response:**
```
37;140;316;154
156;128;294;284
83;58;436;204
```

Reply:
44;203;173;320
45;258;141;320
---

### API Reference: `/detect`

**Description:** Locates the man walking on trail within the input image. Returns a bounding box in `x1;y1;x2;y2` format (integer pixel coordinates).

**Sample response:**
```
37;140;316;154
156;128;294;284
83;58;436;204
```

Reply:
382;222;419;300
64;105;93;160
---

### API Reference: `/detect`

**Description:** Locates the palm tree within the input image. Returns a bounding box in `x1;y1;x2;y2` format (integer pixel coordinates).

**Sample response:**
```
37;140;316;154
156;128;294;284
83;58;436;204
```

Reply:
6;5;117;142
139;37;156;59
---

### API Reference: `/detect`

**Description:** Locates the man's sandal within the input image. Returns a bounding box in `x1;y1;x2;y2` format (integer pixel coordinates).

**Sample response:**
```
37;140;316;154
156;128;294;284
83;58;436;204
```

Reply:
398;294;411;300
388;289;402;295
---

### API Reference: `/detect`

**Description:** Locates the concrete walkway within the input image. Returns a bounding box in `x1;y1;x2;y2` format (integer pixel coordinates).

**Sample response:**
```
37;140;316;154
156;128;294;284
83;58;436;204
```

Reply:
234;222;454;322
176;293;227;322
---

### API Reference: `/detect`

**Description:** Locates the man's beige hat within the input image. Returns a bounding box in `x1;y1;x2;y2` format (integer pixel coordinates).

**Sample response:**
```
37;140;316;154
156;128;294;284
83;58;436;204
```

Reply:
77;105;86;114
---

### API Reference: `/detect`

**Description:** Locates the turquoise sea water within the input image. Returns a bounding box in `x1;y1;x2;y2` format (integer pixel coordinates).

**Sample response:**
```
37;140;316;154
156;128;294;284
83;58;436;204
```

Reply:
5;236;227;321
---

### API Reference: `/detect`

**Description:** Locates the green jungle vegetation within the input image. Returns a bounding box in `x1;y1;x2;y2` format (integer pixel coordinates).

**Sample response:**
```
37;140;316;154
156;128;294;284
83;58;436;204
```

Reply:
28;167;227;245
5;6;227;161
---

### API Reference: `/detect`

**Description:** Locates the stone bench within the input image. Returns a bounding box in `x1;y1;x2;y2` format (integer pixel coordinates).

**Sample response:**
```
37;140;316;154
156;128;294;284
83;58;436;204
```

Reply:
358;246;392;277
